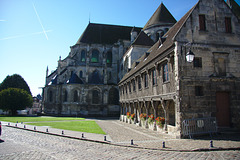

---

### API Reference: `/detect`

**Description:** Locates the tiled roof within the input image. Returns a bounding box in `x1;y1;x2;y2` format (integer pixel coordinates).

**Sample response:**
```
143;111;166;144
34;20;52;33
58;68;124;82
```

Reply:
143;3;176;30
132;31;154;46
76;23;142;45
119;2;198;84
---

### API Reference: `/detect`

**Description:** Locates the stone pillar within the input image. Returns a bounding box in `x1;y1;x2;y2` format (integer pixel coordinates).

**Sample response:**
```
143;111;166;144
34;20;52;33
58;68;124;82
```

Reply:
151;99;157;131
143;100;149;129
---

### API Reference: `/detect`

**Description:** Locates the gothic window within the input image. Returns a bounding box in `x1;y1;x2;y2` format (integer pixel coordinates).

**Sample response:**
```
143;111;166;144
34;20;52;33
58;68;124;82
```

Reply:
225;17;232;33
152;69;156;86
199;14;206;31
107;51;112;67
108;88;119;105
81;50;86;62
49;90;53;102
79;71;83;78
92;90;99;104
108;71;112;80
137;76;141;90
193;57;202;68
64;90;68;102
73;90;78;102
163;63;169;82
144;72;148;88
91;49;99;63
195;86;203;96
89;70;102;84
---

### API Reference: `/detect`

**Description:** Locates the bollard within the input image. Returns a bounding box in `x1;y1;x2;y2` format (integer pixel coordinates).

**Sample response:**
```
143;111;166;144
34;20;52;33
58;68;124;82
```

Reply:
8;123;10;126
15;124;17;127
46;128;48;132
131;139;134;145
17;121;18;123
162;141;165;148
82;133;84;138
104;136;107;141
62;130;64;135
24;125;26;129
210;140;213;148
34;126;36;130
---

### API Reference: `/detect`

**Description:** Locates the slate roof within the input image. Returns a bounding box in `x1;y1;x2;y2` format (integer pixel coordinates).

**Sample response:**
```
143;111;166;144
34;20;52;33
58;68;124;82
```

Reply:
132;31;154;46
119;2;198;83
143;3;177;30
67;73;84;84
227;0;240;19
76;23;142;45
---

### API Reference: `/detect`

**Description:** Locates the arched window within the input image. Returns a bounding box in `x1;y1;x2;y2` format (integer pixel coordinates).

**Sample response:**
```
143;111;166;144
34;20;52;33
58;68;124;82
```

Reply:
91;49;99;63
49;90;53;102
73;90;78;102
89;70;103;84
64;90;68;102
81;50;86;62
107;51;112;67
79;71;83;78
108;88;119;105
92;90;99;104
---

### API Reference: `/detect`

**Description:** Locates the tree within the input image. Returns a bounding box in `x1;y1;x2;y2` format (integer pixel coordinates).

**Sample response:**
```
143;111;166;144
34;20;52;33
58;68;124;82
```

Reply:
0;74;32;95
0;88;33;115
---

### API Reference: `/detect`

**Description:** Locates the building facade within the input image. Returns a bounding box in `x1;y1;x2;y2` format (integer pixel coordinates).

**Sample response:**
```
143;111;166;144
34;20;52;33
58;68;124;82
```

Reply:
119;0;240;138
43;23;141;116
42;3;176;117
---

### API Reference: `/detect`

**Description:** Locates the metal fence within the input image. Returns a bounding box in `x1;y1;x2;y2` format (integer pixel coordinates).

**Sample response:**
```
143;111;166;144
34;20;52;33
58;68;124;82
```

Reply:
182;117;218;139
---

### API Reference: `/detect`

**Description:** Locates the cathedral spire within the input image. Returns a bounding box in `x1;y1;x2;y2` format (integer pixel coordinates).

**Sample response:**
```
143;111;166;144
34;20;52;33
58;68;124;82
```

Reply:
46;66;49;77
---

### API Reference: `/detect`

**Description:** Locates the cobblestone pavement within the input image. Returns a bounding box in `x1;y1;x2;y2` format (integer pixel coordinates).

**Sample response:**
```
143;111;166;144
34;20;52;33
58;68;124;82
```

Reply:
96;119;240;151
0;126;240;160
0;120;240;160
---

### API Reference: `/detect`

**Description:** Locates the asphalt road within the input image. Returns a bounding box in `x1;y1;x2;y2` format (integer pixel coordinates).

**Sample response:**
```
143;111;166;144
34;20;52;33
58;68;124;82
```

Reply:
0;126;240;160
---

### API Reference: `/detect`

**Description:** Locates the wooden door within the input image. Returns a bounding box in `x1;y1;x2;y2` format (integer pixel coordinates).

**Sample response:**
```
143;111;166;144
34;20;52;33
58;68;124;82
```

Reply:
216;92;230;127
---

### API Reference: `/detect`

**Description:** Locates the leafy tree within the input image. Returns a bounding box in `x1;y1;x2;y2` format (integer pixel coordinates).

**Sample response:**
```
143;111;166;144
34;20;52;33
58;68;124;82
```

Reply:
0;74;32;95
0;88;33;115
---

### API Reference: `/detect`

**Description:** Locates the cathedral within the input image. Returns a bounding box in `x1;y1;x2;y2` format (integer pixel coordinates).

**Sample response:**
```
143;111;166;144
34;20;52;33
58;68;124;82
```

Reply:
42;3;176;116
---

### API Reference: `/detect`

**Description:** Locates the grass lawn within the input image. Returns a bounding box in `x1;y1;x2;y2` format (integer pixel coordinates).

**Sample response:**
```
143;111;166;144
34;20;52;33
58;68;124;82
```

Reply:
0;116;85;123
29;121;106;135
0;116;105;135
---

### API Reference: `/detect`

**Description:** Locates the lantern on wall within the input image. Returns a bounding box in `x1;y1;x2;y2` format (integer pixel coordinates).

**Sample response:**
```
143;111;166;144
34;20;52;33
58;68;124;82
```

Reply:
186;49;195;62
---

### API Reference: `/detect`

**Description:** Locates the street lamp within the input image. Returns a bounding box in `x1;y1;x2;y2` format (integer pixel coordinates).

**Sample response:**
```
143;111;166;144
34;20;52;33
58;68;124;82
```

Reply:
186;49;195;62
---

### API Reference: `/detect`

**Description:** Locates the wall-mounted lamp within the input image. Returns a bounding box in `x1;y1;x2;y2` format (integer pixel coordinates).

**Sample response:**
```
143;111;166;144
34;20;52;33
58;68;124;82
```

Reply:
186;49;195;63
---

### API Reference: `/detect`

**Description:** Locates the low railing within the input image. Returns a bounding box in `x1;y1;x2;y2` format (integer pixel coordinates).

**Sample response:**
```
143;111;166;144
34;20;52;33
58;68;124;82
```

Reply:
182;117;218;139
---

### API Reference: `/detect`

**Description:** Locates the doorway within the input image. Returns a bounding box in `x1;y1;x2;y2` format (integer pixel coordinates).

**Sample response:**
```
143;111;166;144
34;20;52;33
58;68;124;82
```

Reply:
216;92;230;127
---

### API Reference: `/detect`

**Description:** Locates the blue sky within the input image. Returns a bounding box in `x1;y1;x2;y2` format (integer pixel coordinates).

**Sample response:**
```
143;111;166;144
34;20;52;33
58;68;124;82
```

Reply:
0;0;239;96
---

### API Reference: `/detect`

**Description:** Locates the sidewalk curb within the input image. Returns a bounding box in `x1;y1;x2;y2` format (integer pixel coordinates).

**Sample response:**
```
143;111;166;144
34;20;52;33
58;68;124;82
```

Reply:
5;125;240;152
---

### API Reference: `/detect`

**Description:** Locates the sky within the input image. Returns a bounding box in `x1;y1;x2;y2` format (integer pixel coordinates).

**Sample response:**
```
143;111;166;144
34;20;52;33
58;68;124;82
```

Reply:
0;0;239;96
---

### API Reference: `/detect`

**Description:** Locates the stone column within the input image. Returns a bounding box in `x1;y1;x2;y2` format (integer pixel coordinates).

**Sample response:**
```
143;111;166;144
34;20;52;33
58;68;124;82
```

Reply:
151;99;157;131
143;100;149;129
